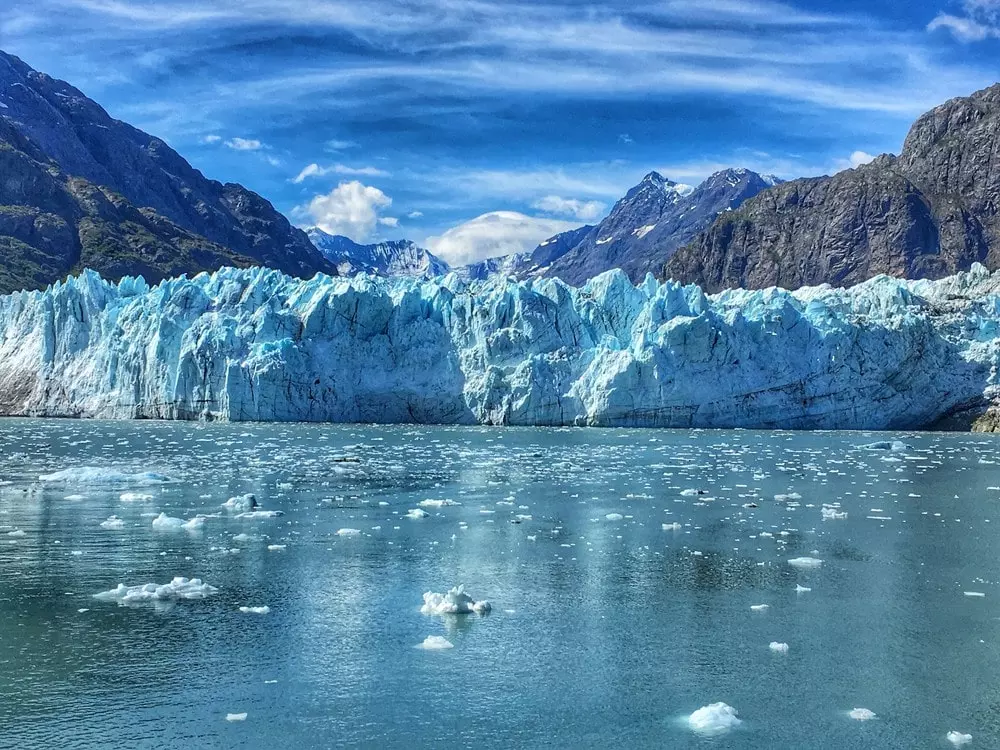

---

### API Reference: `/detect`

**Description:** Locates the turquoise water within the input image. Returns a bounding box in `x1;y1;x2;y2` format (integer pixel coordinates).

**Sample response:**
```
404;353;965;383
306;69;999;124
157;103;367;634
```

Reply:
1;420;999;748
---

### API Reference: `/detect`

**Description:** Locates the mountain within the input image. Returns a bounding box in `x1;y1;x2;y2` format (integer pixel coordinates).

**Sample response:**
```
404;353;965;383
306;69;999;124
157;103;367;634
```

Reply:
532;169;780;285
307;228;449;278
2;263;999;430
663;84;1000;292
0;50;335;293
458;224;595;281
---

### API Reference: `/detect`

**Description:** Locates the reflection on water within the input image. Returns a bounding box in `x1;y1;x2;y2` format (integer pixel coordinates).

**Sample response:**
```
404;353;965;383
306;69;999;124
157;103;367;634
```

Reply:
1;419;999;748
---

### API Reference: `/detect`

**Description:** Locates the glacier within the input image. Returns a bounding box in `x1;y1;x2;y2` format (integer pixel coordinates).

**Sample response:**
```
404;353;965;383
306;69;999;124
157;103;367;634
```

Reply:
0;264;999;429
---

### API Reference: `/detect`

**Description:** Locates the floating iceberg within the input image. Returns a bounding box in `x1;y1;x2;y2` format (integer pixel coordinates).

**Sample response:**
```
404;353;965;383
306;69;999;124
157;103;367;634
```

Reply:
822;506;847;520
222;494;258;512
849;708;876;721
788;557;823;568
947;731;972;746
335;528;361;536
418;499;460;508
93;577;217;604
769;641;789;653
687;702;742;736
2;265;1000;429
416;635;454;650
99;515;125;529
239;606;270;614
406;509;430;519
152;512;205;531
120;492;154;502
226;713;247;722
235;510;283;520
420;585;491;615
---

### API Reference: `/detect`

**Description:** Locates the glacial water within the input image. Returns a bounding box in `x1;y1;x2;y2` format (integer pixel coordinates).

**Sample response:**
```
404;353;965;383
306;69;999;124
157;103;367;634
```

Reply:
1;419;999;749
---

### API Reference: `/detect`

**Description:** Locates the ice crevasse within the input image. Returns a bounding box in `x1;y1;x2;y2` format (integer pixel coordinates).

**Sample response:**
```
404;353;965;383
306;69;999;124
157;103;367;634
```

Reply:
0;264;999;429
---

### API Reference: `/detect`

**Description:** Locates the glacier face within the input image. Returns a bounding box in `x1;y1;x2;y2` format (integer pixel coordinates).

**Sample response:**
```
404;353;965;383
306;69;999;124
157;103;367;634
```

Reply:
0;264;999;429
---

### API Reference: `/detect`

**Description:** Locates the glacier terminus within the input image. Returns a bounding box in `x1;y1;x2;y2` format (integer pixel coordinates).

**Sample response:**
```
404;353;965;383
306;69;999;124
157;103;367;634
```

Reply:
1;265;999;430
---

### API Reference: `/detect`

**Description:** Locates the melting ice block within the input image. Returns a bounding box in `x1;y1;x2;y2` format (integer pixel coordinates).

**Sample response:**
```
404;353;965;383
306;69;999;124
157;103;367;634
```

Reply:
687;703;742;735
849;708;876;721
421;585;491;615
416;635;454;650
94;577;217;604
39;467;172;485
947;731;972;746
788;557;823;568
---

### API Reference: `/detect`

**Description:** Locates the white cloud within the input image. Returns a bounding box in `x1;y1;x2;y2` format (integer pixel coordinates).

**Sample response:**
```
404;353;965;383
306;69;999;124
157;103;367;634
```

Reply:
848;150;876;167
378;216;399;227
325;139;359;151
928;1;1000;41
298;181;396;241
200;134;222;144
292;163;389;183
532;195;606;221
407;210;424;219
225;137;264;151
425;211;578;266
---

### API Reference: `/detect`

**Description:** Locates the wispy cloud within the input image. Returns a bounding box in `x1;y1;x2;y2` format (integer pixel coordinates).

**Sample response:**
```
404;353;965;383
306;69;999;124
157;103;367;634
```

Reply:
225;137;264;151
532;196;606;221
292;163;389;183
928;1;1000;41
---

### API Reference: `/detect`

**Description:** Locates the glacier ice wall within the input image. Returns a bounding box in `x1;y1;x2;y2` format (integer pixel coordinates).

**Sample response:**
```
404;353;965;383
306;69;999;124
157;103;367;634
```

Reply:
0;265;999;429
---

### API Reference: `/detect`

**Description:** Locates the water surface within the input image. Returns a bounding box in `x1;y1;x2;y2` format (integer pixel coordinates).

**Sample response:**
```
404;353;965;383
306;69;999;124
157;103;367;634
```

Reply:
1;420;998;748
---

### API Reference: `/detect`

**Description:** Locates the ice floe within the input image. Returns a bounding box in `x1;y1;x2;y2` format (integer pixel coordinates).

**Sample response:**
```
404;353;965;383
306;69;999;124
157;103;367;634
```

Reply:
93;577;218;604
222;493;258;512
406;509;430;519
947;731;972;746
788;557;823;568
416;635;454;650
769;642;789;653
99;515;125;529
119;492;154;502
39;467;172;485
152;512;205;531
849;708;876;721
239;606;270;614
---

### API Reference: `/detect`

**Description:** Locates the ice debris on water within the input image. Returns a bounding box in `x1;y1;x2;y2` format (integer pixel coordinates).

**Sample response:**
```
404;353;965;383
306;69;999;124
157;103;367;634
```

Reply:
336;528;361;537
862;440;909;452
821;505;847;520
235;510;283;519
418;499;459;508
605;513;624;521
769;642;789;653
38;467;172;485
416;635;454;650
239;606;270;614
93;577;217;604
795;585;812;593
226;713;247;722
849;708;876;721
406;509;430;519
788;557;823;568
662;522;681;531
947;731;972;746
687;703;742;736
119;492;153;502
750;604;769;612
420;585;491;615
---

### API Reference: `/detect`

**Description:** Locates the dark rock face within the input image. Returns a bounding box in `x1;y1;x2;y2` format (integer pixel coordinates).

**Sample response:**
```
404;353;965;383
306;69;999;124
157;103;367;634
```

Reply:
539;169;780;285
0;50;334;292
664;84;1000;292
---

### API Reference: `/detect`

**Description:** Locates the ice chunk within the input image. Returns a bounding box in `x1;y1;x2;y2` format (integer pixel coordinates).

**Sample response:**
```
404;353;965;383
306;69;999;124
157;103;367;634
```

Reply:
947;731;972;746
235;510;283;519
769;641;789;653
750;604;769;612
687;703;742;736
662;522;682;531
63;494;86;501
862;440;909;452
964;591;985;597
406;509;430;519
226;713;248;722
849;708;876;721
416;635;454;650
795;585;812;593
222;494;258;512
152;512;205;531
788;557;823;568
418;499;460;508
605;513;624;521
7;529;26;537
239;606;270;614
120;492;153;502
821;506;847;520
93;577;217;604
39;467;172;485
267;544;286;551
421;585;491;615
336;528;361;536
99;515;125;529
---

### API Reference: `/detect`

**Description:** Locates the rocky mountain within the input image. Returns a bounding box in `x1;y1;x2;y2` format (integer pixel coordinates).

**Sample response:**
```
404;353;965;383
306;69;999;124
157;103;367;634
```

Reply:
663;83;1000;292
307;228;449;278
0;50;335;293
534;169;781;285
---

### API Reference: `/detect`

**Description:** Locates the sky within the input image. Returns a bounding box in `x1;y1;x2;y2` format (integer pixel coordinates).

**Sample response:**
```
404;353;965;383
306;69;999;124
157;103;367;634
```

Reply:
3;0;1000;265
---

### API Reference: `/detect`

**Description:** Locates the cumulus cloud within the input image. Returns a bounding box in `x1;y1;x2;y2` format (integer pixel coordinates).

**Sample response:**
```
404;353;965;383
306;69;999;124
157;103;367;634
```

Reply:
225;137;264;151
407;210;424;219
833;150;877;171
298;181;396;241
928;1;1000;41
292;163;389;183
533;195;606;221
200;134;222;144
425;211;578;266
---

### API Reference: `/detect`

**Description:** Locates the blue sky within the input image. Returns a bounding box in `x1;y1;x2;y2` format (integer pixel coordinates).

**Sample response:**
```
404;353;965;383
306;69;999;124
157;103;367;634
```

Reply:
3;0;1000;264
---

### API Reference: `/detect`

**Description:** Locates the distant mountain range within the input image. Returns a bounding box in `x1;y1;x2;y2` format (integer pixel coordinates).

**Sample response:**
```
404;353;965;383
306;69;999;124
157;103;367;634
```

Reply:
307;228;449;278
0;50;334;293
